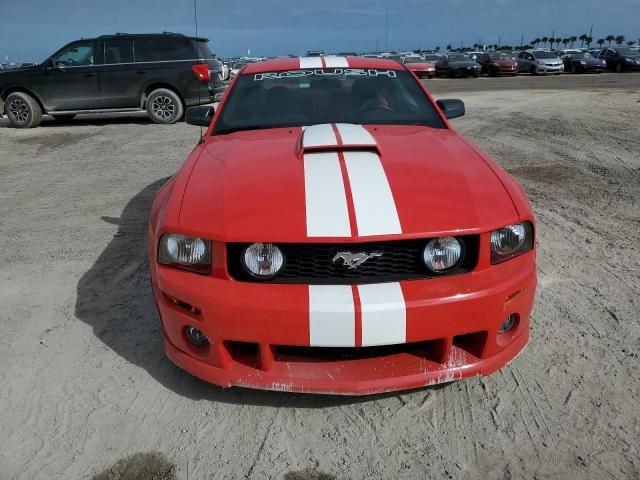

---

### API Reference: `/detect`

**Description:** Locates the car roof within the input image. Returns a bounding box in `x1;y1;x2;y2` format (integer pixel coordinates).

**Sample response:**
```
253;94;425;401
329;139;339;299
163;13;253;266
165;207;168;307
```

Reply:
87;32;209;42
241;56;404;74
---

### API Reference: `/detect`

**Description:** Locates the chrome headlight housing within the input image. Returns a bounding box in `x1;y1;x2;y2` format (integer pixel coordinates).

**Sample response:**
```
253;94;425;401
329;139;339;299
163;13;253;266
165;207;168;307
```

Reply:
490;222;534;264
243;243;285;278
423;236;463;272
158;233;212;274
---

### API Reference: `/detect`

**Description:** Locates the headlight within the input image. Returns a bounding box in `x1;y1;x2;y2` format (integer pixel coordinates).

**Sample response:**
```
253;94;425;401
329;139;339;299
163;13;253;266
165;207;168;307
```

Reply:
158;233;212;274
423;237;462;272
580;60;587;65
490;222;534;264
243;243;284;278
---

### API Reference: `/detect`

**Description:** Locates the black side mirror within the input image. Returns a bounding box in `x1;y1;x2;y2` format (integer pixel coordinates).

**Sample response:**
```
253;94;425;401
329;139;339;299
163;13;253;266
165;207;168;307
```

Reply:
436;99;465;119
186;105;215;127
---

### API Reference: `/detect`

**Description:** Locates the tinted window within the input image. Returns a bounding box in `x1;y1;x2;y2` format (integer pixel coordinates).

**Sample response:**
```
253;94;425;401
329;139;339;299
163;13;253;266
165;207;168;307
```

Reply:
54;42;98;66
134;37;196;62
104;39;133;64
214;69;446;134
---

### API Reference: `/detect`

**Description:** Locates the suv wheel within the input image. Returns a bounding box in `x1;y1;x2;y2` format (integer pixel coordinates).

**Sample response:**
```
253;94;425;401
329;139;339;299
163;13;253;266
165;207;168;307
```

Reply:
6;92;42;128
146;89;184;124
615;62;623;73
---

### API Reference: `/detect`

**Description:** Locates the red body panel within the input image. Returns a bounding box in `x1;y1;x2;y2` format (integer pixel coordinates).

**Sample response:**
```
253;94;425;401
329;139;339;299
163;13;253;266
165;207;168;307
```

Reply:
148;57;537;395
405;63;436;77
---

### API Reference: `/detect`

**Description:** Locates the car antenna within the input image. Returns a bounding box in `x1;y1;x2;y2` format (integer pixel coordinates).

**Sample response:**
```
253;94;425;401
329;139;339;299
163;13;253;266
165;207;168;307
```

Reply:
193;0;204;144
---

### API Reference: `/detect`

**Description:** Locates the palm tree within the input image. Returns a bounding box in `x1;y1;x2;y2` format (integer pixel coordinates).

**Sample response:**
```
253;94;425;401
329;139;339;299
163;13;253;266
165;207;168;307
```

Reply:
562;38;569;48
569;35;577;47
627;41;635;47
532;38;541;48
435;46;441;52
615;35;625;46
585;36;593;48
446;44;452;51
541;36;548;48
579;34;587;47
597;38;605;48
606;35;615;46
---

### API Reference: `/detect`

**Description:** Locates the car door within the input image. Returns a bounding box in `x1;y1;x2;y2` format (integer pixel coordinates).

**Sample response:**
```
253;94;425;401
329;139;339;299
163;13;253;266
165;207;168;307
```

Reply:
98;38;141;108
516;52;527;69
40;40;103;111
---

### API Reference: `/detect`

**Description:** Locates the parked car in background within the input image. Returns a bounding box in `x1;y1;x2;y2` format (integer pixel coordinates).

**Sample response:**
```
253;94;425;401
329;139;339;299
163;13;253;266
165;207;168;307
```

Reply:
422;54;442;62
402;56;436;78
596;47;640;72
476;51;518;76
516;50;564;75
435;54;481;77
562;52;606;74
230;58;261;79
0;32;225;128
466;51;483;61
554;49;582;58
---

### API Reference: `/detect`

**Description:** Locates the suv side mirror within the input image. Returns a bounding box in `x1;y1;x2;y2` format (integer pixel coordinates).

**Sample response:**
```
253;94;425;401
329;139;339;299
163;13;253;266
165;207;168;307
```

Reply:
186;105;215;127
436;99;465;119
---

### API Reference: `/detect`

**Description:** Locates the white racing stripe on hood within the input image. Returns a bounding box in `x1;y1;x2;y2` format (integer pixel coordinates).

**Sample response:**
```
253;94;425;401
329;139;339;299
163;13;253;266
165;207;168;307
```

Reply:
304;152;351;237
303;123;337;148
323;56;349;68
358;282;406;346
299;57;324;69
343;151;402;236
309;285;355;346
336;123;377;146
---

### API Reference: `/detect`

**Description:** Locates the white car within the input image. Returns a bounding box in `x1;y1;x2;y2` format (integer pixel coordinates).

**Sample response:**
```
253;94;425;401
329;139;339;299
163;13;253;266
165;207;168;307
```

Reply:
517;50;564;74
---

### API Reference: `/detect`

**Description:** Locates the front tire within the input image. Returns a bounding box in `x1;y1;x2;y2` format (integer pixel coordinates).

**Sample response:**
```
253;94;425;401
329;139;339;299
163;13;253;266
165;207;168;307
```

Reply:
5;92;42;128
615;63;623;73
146;88;184;124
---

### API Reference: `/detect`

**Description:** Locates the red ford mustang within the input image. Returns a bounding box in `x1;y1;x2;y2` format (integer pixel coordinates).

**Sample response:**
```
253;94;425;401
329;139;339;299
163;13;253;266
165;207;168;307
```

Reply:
148;56;536;395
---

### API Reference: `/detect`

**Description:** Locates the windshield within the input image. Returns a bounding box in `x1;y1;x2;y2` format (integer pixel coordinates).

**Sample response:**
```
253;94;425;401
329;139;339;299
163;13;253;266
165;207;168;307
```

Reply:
213;69;446;134
490;52;513;60
532;51;557;59
616;47;638;56
403;57;426;64
570;52;592;59
424;55;440;61
448;54;469;61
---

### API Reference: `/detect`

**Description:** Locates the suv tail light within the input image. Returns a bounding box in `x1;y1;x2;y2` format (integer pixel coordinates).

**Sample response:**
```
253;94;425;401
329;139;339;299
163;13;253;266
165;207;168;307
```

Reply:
192;64;210;81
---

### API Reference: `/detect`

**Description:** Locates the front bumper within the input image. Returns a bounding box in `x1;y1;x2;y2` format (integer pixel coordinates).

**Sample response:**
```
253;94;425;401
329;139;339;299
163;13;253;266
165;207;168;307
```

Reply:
537;64;564;73
151;244;536;395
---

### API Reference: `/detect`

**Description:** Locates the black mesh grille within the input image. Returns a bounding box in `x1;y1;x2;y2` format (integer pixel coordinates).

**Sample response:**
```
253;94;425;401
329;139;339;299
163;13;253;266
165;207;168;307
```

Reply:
227;236;478;284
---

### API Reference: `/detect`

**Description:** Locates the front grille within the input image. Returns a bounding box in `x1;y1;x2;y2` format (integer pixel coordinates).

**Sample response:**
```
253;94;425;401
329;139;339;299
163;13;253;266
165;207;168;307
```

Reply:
227;236;479;284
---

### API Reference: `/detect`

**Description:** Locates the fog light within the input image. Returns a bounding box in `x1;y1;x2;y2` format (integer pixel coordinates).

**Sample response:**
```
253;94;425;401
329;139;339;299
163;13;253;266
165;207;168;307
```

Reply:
185;326;209;346
498;314;517;334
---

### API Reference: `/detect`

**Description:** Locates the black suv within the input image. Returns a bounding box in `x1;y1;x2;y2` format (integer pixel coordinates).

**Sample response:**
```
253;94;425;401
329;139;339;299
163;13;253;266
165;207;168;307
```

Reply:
0;32;225;128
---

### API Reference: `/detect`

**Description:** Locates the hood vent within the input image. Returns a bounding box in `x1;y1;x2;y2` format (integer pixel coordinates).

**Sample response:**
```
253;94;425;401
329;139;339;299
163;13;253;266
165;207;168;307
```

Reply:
297;123;380;157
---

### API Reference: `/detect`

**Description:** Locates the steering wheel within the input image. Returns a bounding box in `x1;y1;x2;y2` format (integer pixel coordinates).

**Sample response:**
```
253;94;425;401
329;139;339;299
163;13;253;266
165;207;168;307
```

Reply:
358;99;394;114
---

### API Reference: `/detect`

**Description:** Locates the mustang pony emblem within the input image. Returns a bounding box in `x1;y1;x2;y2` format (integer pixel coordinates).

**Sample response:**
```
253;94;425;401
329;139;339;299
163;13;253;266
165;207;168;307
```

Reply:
332;251;383;269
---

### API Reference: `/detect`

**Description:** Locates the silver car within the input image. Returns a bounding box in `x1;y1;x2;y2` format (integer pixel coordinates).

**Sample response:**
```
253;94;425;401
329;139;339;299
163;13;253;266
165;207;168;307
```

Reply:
517;50;564;75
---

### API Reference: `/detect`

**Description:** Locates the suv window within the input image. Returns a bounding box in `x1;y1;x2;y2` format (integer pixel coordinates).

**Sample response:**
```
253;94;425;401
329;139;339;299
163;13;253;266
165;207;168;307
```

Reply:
104;38;133;64
134;37;196;62
54;41;98;67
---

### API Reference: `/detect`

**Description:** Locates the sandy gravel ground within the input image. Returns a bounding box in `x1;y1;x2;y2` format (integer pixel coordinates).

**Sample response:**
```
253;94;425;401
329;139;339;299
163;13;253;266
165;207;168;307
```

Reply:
0;79;639;480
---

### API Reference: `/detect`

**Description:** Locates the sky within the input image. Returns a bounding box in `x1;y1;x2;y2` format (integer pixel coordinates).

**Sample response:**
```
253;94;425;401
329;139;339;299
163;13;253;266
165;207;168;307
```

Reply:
1;0;639;62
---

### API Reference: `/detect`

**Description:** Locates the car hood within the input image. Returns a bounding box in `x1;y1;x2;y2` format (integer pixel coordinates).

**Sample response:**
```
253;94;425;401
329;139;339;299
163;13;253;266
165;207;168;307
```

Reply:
0;65;38;76
493;59;517;67
180;124;519;242
448;61;480;68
